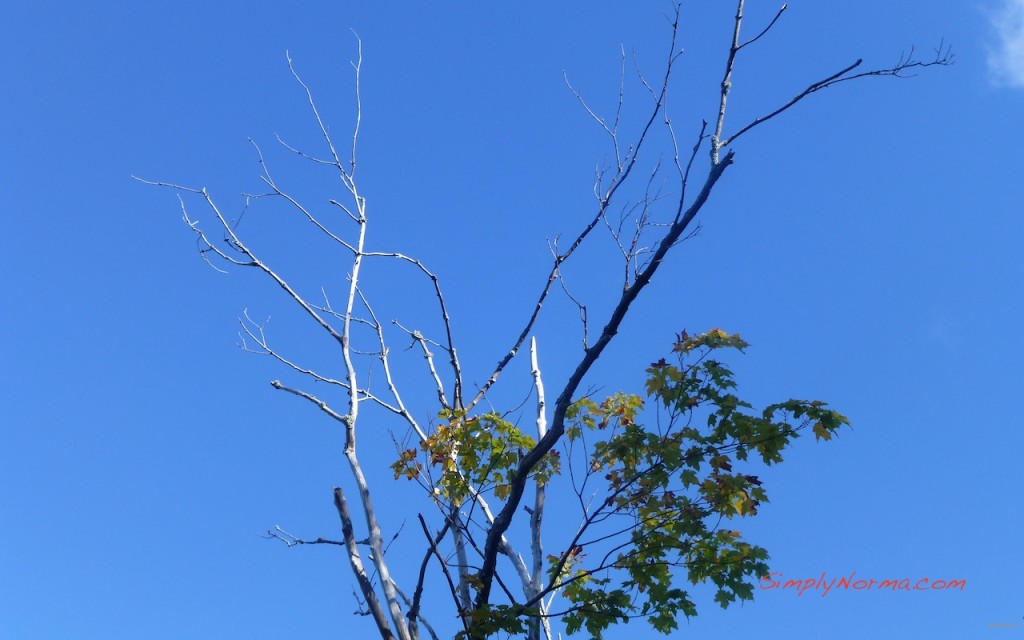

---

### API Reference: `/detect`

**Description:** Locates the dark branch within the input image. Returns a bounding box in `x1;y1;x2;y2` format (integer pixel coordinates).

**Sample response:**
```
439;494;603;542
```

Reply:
474;149;735;612
721;43;954;149
409;516;452;638
417;514;469;636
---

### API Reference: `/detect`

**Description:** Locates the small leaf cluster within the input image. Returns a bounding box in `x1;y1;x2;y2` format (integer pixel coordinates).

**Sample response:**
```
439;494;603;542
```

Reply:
391;411;561;503
454;604;531;640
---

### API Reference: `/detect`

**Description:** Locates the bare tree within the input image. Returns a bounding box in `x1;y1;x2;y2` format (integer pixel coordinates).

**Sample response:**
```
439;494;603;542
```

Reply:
138;3;950;639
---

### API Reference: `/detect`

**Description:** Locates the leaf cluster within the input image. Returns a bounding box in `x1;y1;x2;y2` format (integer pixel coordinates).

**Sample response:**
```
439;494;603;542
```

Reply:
552;329;848;637
392;411;561;503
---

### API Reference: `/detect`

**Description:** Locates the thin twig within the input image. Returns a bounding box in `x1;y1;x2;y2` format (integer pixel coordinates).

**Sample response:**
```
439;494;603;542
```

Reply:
263;525;346;547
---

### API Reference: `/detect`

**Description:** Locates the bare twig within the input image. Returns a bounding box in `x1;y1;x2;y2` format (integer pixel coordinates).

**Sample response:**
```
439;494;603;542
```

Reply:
737;4;787;51
262;525;346;548
555;270;589;351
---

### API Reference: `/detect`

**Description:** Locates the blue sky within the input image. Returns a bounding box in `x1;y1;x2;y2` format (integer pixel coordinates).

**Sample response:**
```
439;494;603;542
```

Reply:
2;1;1022;638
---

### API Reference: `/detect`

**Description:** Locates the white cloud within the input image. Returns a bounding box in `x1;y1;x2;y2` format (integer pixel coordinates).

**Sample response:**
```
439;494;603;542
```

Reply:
988;0;1024;87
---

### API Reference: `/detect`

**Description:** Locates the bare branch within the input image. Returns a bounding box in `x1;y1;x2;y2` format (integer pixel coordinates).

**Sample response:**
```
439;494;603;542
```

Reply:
274;133;336;165
555;269;588;351
239;311;347;387
248;137;357;252
711;0;746;164
280;40;414;639
286;51;351;188
269;380;350;424
135;179;349;347
263;525;346;548
132;180;244;270
393;322;450;412
720;43;953;149
563;72;617;144
334;487;397;640
349;289;430;440
330;198;361;223
449;510;475;614
387;581;440;640
349;32;363;176
408;517;452;639
361;251;463;407
528;338;552;640
672;120;709;225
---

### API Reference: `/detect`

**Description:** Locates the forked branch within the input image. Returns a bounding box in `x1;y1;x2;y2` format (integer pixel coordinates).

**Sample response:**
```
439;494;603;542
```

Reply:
711;0;952;161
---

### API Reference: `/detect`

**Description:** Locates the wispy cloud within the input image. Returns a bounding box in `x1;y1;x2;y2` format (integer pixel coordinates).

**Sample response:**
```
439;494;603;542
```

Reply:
988;0;1024;87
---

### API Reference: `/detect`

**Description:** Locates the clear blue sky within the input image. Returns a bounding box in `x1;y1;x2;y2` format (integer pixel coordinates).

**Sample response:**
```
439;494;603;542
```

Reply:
2;1;1021;638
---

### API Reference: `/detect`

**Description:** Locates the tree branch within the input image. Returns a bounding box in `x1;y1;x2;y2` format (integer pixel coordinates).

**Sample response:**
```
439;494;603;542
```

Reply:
408;516;452;640
417;514;470;637
474;149;735;613
468;3;685;412
334;487;396;640
527;337;551;640
719;43;953;149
